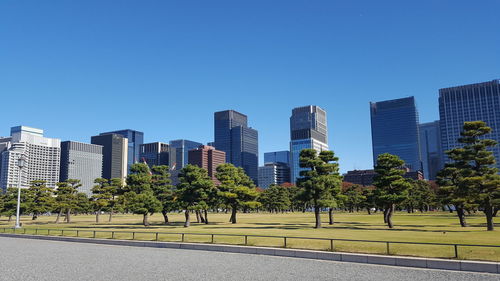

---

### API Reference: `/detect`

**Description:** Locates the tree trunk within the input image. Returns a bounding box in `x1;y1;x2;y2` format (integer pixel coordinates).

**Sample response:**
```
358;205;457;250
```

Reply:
195;210;200;223
96;209;100;223
386;204;395;228
230;208;237;224
66;209;71;223
199;210;206;223
55;209;62;223
204;209;209;224
367;207;371;215
8;215;12;222
162;210;169;224
383;208;389;223
328;208;334;225
143;213;150;227
456;207;467;227
184;210;190;227
492;208;498;217
108;207;114;223
446;205;453;213
32;214;38;220
314;205;321;229
484;203;494;231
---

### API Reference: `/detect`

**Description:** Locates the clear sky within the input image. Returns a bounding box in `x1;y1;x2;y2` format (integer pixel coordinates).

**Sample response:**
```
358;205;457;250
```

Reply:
1;0;499;173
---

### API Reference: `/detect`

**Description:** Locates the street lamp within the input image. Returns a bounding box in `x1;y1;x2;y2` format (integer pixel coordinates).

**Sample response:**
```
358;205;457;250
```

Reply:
15;154;26;229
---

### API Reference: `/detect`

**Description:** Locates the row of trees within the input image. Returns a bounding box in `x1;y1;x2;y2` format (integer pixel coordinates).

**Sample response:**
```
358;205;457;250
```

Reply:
1;121;498;230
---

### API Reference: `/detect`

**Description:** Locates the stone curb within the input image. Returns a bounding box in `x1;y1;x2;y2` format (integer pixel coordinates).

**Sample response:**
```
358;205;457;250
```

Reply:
1;233;498;274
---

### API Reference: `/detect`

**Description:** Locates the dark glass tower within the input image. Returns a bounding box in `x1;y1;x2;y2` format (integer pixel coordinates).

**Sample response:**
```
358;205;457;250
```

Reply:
419;121;442;180
91;133;128;181
214;110;259;183
100;129;144;170
439;80;500;171
370;97;422;171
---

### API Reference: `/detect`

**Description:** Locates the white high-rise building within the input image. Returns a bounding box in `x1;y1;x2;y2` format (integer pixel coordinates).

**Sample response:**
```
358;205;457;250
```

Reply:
289;106;329;183
0;126;61;191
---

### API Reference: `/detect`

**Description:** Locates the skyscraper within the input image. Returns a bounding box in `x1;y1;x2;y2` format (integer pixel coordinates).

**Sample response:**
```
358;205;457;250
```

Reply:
264;151;290;165
60;141;103;196
168;139;203;185
289;105;328;183
259;150;291;188
188;145;226;184
419;121;442;180
91;133;128;182
214;110;259;183
439;79;500;171
0;126;61;190
99;129;143;169
139;142;169;168
258;163;291;188
370;97;422;171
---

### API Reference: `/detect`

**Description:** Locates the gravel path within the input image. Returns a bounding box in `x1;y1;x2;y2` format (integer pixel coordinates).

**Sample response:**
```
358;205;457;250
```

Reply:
0;237;497;281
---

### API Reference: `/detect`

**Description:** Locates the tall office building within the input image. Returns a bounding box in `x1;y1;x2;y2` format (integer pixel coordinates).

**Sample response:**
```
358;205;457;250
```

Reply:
139;142;169;168
419;121;442;180
264;151;290;165
100;129;143;170
289;106;328;183
169;139;203;185
60;141;103;196
0;126;61;191
370;97;422;171
91;133;128;182
258;163;291;188
188;145;226;184
259;150;291;188
214;110;259;183
439;79;500;171
169;139;203;170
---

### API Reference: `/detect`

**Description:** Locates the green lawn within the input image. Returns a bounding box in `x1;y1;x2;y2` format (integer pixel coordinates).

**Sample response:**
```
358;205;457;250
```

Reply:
1;211;499;261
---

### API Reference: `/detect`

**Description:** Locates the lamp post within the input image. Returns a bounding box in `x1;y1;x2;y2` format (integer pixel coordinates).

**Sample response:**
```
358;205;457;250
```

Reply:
15;154;26;229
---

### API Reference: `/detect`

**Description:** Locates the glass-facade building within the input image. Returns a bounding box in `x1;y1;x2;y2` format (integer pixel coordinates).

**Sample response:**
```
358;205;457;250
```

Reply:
439;80;500;171
100;129;144;170
139;142;169;168
419;121;442;180
264;151;290;165
214;110;259;183
91;133;128;181
289;105;328;183
169;139;203;170
370;97;422;171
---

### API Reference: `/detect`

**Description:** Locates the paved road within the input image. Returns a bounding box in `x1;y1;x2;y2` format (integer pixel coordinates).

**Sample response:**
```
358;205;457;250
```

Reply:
0;237;497;281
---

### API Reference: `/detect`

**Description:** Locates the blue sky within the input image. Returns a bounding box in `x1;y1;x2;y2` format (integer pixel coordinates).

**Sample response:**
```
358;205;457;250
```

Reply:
1;0;499;172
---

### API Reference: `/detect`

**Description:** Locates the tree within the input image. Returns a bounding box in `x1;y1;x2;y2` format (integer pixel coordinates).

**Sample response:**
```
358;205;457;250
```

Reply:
1;188;29;222
258;184;291;213
215;163;260;224
75;193;91;215
177;165;214;227
125;163;162;226
343;184;366;213
441;121;500;231
150;165;175;224
373;153;411;228
297;149;343;228
404;179;435;213
54;180;80;223
107;178;124;222
26;180;55;220
91;178;113;223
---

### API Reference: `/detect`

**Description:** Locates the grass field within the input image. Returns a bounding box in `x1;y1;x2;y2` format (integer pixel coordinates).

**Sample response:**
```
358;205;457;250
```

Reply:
1;211;499;261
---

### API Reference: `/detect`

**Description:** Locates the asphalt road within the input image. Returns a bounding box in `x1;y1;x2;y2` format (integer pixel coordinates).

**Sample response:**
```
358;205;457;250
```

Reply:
0;237;497;281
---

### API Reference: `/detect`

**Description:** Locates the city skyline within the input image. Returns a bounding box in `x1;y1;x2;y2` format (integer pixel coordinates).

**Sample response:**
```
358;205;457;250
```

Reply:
1;1;498;174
